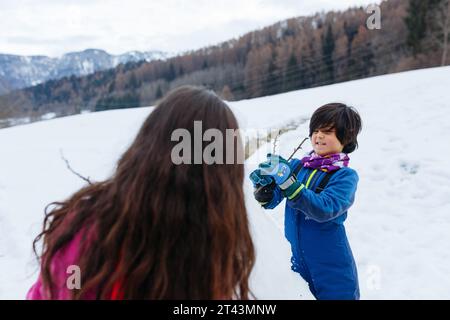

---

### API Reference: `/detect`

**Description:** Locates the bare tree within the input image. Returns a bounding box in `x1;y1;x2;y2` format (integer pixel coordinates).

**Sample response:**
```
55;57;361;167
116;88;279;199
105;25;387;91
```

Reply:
220;85;234;101
442;0;450;65
427;0;450;66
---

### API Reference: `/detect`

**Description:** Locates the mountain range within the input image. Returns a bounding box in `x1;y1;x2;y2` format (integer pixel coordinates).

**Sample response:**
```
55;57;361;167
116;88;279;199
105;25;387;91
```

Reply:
0;49;170;94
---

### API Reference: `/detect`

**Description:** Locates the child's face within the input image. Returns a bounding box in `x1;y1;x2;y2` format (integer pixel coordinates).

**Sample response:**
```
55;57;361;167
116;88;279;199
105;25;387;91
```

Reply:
311;126;344;156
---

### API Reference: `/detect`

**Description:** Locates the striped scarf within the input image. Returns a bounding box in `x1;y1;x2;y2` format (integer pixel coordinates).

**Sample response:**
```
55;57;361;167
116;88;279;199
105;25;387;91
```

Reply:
301;151;350;172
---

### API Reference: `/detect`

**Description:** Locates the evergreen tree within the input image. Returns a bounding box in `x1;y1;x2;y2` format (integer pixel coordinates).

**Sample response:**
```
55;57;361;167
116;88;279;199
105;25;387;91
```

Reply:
322;24;336;83
284;53;300;92
95;93;140;112
128;72;139;90
108;80;115;93
344;21;359;57
178;66;185;76
350;26;375;78
264;54;279;95
405;0;429;56
165;63;176;82
297;55;308;89
155;85;163;100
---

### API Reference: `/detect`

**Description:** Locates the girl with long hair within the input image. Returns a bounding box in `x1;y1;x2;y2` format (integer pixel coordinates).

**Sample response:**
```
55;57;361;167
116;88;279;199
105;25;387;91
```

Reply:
27;85;255;299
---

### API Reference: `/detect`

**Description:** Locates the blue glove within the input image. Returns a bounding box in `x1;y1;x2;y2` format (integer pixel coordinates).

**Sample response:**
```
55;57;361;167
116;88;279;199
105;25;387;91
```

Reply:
249;168;274;187
259;154;305;200
258;154;292;185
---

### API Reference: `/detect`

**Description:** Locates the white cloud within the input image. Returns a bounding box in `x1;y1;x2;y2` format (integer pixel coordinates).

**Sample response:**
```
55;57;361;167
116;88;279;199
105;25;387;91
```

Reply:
0;0;382;57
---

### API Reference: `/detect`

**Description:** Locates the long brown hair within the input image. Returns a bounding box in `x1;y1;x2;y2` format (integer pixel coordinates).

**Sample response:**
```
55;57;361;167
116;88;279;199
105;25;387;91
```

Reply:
33;85;255;299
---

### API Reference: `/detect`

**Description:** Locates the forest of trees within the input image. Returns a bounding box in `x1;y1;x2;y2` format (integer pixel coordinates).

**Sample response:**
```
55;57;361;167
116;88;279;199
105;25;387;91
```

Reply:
0;0;449;124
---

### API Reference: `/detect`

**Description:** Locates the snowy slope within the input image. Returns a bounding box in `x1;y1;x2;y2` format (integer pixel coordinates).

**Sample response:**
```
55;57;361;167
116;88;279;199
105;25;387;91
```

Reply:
0;108;312;300
1;66;450;299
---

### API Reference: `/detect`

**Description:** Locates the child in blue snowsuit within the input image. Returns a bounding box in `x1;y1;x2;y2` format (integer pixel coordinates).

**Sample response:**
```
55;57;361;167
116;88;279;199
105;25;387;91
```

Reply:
250;103;362;300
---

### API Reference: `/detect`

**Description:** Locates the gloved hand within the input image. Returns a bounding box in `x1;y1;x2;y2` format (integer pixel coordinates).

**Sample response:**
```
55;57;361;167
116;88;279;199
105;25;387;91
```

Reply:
249;168;276;206
249;168;274;188
254;181;277;205
258;153;305;200
258;153;292;185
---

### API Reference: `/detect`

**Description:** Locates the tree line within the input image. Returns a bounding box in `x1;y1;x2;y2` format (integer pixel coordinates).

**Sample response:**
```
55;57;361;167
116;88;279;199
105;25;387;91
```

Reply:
0;0;449;124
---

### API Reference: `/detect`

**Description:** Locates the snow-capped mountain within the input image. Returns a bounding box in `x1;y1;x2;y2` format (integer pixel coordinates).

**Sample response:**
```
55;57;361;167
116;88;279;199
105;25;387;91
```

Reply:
0;49;170;94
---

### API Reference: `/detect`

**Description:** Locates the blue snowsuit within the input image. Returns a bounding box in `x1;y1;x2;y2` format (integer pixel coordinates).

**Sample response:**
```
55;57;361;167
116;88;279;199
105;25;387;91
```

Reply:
264;158;360;300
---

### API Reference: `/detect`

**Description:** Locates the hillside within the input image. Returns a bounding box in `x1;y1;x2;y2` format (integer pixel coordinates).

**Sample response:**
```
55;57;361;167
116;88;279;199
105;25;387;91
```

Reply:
4;0;447;126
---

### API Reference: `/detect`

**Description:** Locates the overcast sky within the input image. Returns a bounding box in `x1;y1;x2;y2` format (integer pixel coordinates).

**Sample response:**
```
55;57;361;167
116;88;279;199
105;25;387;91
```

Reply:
0;0;381;57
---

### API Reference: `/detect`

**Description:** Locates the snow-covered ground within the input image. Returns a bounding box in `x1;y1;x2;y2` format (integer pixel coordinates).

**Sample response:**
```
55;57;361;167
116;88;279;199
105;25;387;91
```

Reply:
1;66;450;299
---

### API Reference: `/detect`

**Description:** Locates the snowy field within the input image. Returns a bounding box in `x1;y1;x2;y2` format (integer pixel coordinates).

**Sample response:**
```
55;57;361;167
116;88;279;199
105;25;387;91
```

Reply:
1;66;450;299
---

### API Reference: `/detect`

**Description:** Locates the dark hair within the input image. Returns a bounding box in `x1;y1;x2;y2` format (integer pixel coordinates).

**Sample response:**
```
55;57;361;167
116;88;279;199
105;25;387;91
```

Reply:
33;85;255;299
309;103;362;153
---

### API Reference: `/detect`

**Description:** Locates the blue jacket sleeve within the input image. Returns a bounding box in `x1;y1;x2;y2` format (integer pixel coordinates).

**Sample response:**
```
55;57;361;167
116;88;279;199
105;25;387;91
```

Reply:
286;167;359;222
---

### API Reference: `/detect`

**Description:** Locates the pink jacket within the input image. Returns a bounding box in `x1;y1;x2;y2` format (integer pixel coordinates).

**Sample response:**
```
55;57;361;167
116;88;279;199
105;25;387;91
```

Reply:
27;228;97;300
